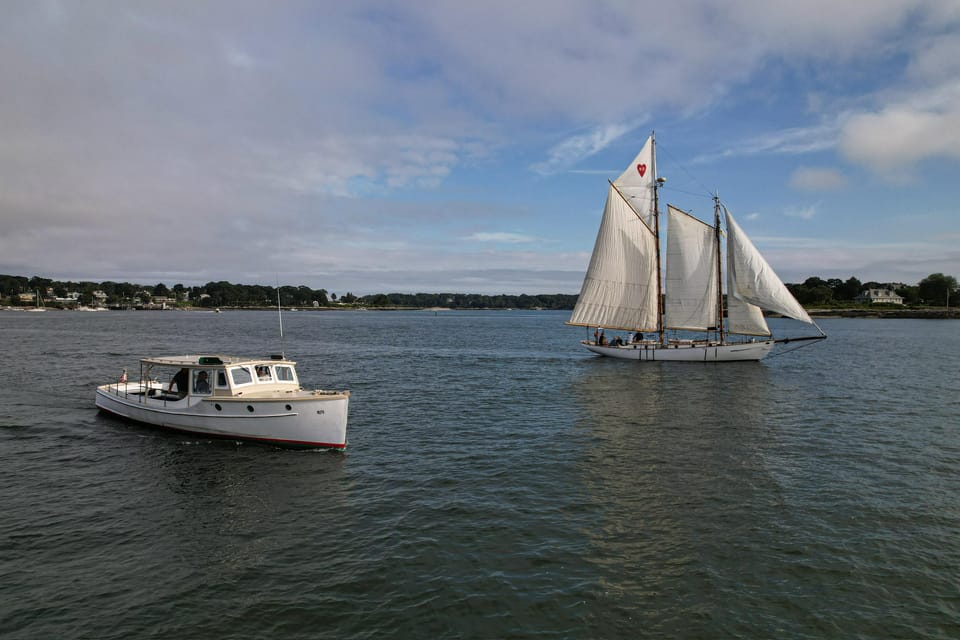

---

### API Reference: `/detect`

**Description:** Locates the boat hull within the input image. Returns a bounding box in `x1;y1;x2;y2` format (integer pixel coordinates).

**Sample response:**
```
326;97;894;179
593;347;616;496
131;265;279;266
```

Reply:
95;383;349;449
582;339;775;361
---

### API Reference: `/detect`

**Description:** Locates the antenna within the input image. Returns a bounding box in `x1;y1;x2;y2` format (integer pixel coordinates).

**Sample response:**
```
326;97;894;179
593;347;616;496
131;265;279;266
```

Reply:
276;277;285;358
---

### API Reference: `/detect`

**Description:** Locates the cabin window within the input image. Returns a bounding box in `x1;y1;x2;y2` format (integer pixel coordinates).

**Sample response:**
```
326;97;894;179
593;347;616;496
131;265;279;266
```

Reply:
216;371;228;388
255;365;272;382
230;366;253;386
192;369;213;395
275;366;295;382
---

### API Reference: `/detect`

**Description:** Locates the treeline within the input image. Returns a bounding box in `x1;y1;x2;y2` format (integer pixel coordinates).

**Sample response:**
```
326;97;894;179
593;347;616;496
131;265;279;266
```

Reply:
357;292;578;309
0;274;577;309
0;275;330;308
2;272;956;310
785;273;958;307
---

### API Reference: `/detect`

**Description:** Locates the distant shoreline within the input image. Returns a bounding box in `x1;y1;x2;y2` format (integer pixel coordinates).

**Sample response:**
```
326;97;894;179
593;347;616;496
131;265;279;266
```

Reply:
807;307;960;319
4;305;959;318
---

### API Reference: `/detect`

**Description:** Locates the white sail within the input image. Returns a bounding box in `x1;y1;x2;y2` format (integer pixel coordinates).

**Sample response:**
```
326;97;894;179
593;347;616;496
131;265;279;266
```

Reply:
614;135;656;228
664;205;718;331
726;268;770;336
568;184;660;331
725;208;813;325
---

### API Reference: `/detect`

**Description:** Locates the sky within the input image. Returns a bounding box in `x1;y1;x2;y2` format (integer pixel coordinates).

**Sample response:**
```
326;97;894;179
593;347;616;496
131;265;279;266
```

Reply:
1;0;959;296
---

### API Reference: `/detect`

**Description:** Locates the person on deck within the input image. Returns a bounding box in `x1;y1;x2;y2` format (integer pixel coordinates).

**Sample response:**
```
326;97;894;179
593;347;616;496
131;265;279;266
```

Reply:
168;368;189;397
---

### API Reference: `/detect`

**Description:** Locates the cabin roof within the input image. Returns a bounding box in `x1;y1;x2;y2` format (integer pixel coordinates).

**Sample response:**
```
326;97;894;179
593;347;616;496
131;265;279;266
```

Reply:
140;355;294;368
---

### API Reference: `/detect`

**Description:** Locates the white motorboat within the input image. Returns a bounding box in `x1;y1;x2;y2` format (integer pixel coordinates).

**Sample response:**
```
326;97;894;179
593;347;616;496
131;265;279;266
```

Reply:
567;132;825;362
95;355;350;448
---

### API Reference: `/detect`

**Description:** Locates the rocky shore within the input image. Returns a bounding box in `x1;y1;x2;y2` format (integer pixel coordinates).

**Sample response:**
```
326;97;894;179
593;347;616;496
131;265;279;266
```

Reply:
807;307;960;319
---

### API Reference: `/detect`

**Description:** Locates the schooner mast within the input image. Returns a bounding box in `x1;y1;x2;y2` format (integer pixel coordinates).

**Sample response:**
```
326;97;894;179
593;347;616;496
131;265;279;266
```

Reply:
650;132;665;345
713;194;725;344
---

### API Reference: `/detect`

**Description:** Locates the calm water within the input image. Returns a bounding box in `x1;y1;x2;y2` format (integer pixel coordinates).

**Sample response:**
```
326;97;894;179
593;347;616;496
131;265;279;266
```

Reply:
1;310;958;639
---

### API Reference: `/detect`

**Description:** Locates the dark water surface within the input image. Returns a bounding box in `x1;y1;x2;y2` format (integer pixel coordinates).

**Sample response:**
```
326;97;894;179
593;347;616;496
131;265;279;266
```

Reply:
1;310;958;639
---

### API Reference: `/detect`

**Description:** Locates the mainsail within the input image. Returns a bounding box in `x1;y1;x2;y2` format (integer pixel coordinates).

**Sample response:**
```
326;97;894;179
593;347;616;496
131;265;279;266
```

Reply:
664;205;718;331
567;184;660;331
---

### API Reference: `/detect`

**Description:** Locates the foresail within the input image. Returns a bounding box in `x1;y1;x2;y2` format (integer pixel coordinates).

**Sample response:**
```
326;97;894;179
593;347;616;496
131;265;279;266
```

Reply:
568;185;659;331
614;135;656;228
726;271;770;336
725;209;813;326
664;205;718;331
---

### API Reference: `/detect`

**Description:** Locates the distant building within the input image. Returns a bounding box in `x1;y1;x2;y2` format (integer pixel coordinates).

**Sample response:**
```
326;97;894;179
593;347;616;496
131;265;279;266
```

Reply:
854;288;904;305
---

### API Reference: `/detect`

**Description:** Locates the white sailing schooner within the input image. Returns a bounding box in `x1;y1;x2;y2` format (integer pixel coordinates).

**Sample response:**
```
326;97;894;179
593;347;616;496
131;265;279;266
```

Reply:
568;133;825;362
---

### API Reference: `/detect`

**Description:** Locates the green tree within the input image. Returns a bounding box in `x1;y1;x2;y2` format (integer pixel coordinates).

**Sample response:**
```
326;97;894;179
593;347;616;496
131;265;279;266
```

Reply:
918;273;958;306
837;276;862;301
896;284;920;305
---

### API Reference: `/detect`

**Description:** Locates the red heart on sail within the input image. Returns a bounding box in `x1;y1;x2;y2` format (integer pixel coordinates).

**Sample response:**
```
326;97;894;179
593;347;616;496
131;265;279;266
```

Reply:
637;164;647;177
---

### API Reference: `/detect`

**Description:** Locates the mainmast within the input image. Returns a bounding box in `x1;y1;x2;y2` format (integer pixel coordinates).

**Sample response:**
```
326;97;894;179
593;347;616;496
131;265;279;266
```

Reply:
652;133;665;345
714;195;725;343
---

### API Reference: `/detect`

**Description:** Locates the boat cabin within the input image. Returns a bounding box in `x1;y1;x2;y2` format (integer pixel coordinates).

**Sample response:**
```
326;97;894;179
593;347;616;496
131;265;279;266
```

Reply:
139;355;302;400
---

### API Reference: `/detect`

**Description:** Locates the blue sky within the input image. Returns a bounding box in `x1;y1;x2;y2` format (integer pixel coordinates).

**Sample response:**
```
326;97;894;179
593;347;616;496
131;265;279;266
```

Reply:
1;1;958;295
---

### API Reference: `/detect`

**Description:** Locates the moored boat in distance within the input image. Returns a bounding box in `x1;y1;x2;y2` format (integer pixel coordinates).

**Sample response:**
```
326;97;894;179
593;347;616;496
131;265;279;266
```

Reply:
95;355;349;448
567;132;826;362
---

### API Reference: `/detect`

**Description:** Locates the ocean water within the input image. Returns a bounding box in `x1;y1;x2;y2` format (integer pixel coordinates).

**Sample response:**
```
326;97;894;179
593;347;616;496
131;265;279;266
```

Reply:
1;310;958;639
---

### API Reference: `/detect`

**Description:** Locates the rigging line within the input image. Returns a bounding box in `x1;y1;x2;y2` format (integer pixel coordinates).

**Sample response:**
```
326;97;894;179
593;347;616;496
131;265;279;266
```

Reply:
609;180;655;234
765;338;824;360
661;186;714;200
654;141;715;202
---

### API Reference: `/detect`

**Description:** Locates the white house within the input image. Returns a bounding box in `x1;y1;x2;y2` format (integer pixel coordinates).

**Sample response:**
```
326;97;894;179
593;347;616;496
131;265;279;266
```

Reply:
854;288;904;305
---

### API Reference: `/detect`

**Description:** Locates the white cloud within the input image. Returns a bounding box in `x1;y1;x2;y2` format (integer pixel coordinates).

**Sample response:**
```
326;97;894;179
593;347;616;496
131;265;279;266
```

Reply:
695;124;838;164
789;167;848;191
838;99;960;174
530;123;636;175
906;34;960;81
783;205;818;220
467;232;539;244
835;30;960;174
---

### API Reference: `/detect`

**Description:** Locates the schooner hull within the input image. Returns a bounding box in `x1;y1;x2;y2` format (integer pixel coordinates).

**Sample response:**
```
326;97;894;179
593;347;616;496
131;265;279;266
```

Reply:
582;339;775;362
